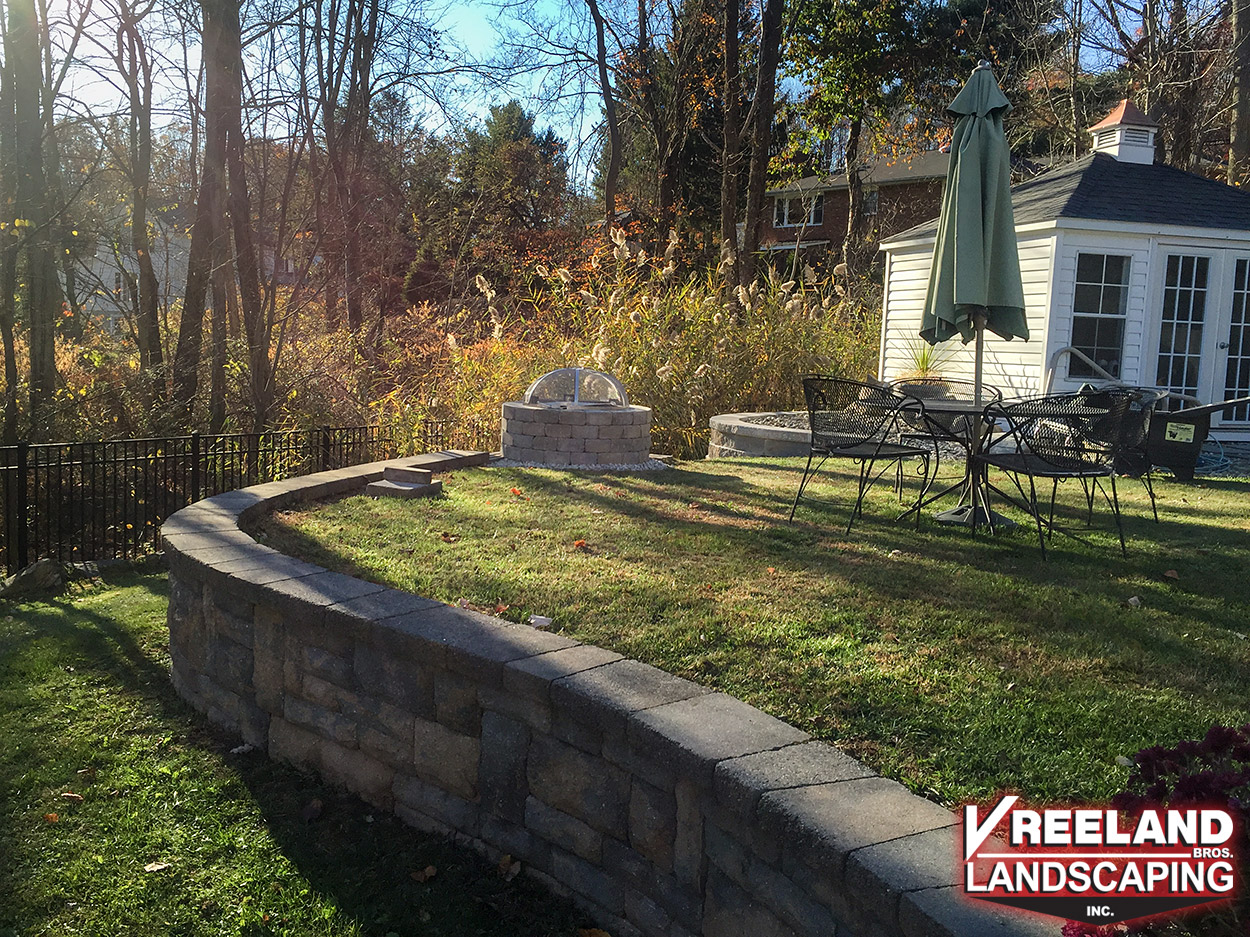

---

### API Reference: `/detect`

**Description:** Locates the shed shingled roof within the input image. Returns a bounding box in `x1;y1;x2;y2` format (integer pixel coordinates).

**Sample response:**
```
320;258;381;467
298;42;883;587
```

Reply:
882;153;1250;245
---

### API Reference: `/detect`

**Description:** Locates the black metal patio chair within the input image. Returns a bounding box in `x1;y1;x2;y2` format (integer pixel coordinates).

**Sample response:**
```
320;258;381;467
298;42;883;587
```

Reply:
973;390;1133;557
1085;385;1166;523
789;376;933;533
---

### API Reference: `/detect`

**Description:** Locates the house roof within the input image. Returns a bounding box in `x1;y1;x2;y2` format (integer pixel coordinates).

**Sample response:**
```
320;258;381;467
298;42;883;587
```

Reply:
882;152;1250;245
770;150;949;196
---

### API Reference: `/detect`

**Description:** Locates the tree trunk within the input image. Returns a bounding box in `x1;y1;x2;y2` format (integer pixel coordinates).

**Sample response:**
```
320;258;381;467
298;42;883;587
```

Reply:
9;0;60;438
208;230;229;432
220;0;272;430
172;0;229;426
0;32;19;443
586;0;620;236
119;12;165;408
737;0;784;286
1232;0;1250;185
719;0;743;283
841;114;867;276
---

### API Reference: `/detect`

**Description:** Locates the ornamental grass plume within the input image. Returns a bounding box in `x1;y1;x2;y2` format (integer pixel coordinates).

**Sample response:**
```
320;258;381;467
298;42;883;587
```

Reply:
366;241;879;458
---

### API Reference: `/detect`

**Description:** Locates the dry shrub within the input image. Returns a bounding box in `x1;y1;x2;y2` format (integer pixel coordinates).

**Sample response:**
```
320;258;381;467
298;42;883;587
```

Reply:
371;235;881;459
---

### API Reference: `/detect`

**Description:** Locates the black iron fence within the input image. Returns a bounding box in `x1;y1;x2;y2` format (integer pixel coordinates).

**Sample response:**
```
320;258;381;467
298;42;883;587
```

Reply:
0;425;388;574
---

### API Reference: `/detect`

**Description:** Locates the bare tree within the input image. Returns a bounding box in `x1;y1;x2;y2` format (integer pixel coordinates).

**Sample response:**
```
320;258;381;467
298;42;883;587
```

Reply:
7;0;63;437
736;0;784;286
109;0;165;404
586;0;621;234
171;0;229;426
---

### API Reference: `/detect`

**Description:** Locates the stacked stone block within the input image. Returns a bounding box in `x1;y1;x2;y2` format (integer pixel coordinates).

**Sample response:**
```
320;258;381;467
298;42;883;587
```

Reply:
163;451;1053;937
501;402;652;466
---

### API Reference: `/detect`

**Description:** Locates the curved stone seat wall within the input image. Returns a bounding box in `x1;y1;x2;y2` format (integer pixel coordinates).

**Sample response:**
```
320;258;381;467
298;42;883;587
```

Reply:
162;451;1049;937
706;413;811;459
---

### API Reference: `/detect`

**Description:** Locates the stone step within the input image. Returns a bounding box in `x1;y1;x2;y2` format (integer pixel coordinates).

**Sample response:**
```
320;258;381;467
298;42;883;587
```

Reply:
383;465;434;485
366;479;443;500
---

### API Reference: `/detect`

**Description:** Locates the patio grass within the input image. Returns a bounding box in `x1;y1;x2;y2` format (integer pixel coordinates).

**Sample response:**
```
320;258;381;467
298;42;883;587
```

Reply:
0;569;588;937
252;457;1250;808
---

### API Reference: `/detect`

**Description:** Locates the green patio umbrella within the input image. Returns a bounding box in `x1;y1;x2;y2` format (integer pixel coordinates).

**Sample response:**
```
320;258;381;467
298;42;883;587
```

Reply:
920;62;1028;404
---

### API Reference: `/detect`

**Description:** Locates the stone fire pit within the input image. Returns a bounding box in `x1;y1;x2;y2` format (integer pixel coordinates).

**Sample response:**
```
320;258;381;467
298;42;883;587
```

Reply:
500;367;652;466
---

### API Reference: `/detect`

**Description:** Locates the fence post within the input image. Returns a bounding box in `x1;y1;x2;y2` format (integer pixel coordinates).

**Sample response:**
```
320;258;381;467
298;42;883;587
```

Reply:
190;432;202;504
319;425;332;472
15;441;29;571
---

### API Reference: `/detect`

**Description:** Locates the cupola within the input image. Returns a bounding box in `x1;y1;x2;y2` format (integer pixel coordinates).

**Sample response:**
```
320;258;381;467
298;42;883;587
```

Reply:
1087;99;1157;165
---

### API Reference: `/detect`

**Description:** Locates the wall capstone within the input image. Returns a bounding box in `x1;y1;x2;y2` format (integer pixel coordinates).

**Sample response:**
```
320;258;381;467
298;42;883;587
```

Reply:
162;449;1053;937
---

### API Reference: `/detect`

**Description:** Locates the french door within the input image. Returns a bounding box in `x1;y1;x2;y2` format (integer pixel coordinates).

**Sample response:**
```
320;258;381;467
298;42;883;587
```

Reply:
1153;250;1250;427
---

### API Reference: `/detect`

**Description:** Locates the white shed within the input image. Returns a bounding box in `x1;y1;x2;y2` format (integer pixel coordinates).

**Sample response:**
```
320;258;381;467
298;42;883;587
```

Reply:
878;100;1250;439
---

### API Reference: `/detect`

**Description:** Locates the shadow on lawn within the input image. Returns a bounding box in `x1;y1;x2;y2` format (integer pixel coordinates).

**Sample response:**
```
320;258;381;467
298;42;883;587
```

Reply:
0;569;586;937
475;460;1250;696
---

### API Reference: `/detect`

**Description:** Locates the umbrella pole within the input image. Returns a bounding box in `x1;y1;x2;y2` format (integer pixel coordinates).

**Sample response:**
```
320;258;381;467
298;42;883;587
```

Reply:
973;310;987;407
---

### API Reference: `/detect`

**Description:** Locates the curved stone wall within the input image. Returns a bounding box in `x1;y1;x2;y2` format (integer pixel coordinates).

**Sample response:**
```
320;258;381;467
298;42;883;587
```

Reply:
707;413;811;459
162;451;1050;937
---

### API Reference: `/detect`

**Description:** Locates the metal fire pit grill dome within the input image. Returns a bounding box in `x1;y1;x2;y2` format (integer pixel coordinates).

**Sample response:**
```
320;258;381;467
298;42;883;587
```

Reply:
502;368;652;466
523;367;629;408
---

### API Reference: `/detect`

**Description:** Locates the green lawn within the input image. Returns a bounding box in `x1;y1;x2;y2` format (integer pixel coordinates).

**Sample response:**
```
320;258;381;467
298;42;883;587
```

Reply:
0;569;587;937
254;457;1250;808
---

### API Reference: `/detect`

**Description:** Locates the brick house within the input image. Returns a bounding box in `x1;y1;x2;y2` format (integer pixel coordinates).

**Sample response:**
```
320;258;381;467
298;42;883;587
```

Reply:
759;151;949;269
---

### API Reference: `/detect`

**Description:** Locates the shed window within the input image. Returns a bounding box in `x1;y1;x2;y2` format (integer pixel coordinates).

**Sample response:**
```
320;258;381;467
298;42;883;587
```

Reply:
1069;252;1130;379
773;194;823;228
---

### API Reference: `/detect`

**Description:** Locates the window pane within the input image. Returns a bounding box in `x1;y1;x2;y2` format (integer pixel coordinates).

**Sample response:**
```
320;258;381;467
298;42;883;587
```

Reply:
774;199;785;226
1071;318;1097;345
1101;285;1127;316
1073;284;1102;314
1103;254;1128;284
1194;256;1210;288
1076;253;1103;282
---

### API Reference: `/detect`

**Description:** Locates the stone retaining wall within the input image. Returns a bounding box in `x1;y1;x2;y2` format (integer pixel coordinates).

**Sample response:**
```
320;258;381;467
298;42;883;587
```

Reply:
162;451;1050;937
707;413;811;459
501;402;652;466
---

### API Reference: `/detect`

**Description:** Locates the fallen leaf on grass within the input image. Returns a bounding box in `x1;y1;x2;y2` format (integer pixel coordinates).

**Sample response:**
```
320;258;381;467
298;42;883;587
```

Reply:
497;854;521;881
76;767;96;781
61;791;83;802
1125;595;1142;608
573;539;587;550
494;603;510;614
143;862;171;873
510;487;523;497
1164;569;1180;580
300;798;323;823
410;865;438;883
767;566;776;574
440;531;459;543
43;813;58;823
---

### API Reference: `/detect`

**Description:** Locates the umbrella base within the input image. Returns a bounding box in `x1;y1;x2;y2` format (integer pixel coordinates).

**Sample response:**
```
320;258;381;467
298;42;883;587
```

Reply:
934;502;1017;529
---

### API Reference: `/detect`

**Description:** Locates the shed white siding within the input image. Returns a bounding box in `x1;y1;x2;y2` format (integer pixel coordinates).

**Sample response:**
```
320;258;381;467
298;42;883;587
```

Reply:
878;232;1056;398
